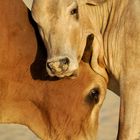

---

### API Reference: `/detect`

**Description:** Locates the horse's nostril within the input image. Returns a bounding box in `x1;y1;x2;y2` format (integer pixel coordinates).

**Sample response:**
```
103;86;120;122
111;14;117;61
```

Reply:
59;57;70;72
59;57;70;65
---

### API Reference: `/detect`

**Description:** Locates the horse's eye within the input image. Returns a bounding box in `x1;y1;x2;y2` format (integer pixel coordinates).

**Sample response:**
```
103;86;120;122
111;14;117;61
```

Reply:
86;88;100;104
70;8;79;19
71;8;78;15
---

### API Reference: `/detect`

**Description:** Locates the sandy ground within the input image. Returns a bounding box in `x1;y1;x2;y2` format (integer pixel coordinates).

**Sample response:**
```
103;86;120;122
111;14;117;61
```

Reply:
0;90;120;140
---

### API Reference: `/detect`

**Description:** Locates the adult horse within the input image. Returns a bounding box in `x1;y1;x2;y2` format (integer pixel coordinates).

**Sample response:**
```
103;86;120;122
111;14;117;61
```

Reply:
0;0;106;140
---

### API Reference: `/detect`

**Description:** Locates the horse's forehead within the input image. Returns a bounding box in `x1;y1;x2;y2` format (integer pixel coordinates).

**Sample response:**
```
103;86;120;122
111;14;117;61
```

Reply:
23;0;74;12
46;0;74;11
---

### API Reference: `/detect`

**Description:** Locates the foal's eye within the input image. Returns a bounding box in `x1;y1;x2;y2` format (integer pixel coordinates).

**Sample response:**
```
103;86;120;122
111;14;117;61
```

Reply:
86;88;100;104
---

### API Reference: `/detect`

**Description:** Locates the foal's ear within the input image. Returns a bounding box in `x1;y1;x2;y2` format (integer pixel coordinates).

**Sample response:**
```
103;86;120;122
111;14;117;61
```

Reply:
86;0;106;5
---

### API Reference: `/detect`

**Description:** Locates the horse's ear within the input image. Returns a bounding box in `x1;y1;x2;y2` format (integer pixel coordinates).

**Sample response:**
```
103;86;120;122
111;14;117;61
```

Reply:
86;0;106;5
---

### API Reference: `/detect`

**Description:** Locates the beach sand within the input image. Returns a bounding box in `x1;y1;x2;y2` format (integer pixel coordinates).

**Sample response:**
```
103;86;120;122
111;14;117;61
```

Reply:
0;90;120;140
